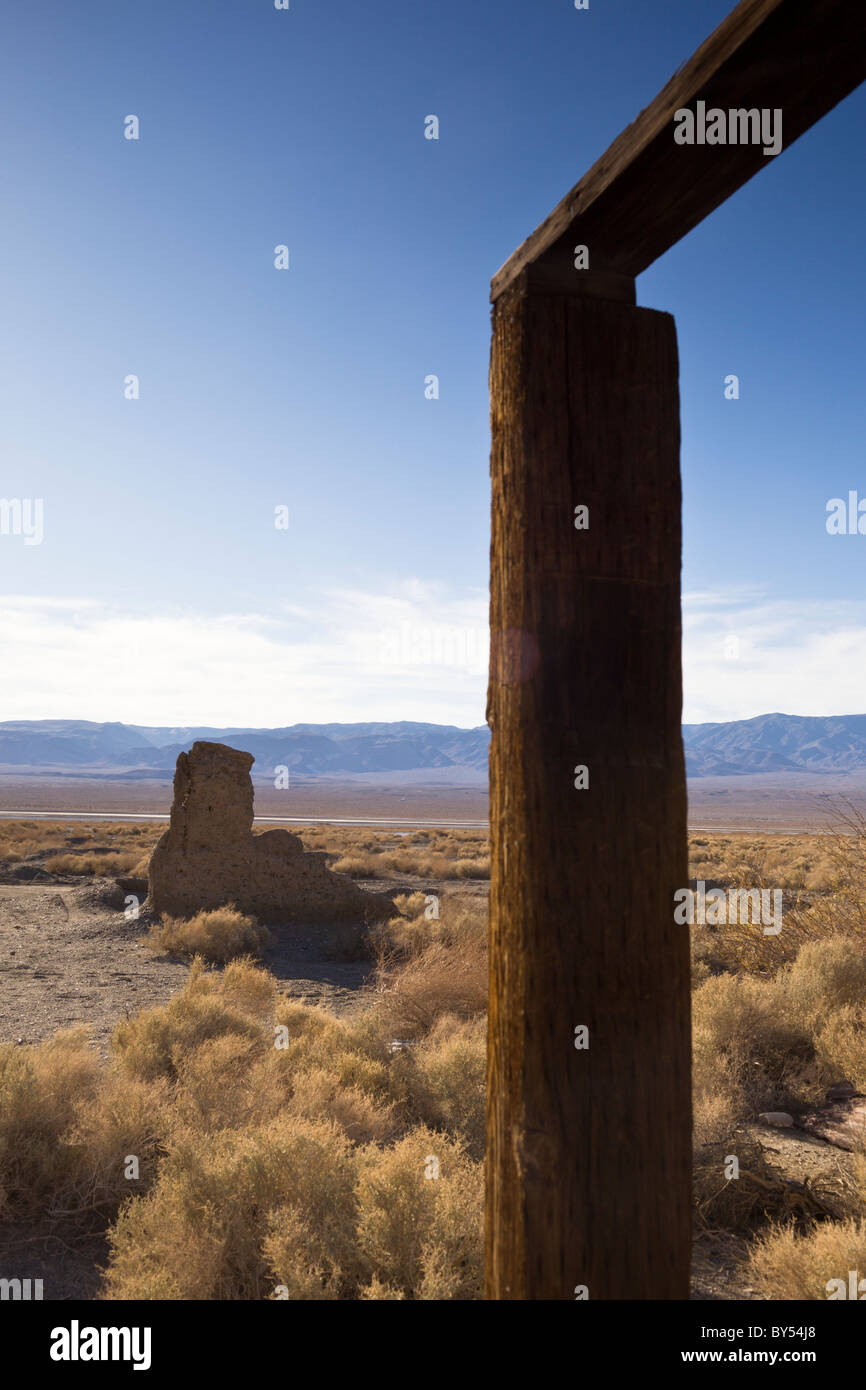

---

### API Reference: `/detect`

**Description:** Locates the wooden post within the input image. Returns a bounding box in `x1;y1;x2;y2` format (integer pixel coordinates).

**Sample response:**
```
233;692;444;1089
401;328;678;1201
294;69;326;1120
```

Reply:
485;270;690;1299
483;0;865;1304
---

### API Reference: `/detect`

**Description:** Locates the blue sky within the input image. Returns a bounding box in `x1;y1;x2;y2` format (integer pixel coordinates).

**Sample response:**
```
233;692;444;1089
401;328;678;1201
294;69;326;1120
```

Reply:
0;0;863;727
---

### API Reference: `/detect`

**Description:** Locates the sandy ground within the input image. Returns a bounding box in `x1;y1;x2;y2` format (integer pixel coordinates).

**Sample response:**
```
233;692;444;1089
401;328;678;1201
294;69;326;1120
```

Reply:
0;874;462;1048
0;775;490;824
0;881;188;1048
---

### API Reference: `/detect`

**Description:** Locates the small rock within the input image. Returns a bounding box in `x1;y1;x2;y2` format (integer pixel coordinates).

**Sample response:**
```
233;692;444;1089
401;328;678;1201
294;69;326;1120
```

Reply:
758;1111;794;1127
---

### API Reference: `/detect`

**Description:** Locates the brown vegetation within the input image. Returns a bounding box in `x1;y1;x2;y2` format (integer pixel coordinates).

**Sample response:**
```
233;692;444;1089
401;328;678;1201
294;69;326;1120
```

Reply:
0;894;487;1299
142;905;272;966
5;809;866;1299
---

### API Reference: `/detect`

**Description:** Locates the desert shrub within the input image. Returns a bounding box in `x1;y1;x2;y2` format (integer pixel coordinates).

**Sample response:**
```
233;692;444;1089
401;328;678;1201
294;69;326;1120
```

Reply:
112;959;267;1081
103;1116;360;1300
813;1005;866;1092
692;972;814;1120
748;1218;866;1300
272;1002;397;1109
402;1015;486;1160
284;1067;399;1145
0;1028;102;1214
393;891;431;918
781;936;866;1027
358;1276;406;1299
169;1033;287;1133
330;856;373;878
454;858;490;879
354;1127;482;1299
370;892;433;959
0;1028;163;1225
0;819;163;860
692;936;866;1115
375;899;487;1037
331;849;488;882
0;928;489;1300
142;905;271;964
50;1073;167;1226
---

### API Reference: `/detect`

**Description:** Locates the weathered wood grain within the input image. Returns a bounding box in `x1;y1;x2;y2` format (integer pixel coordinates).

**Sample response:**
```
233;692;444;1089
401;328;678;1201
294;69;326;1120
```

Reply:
485;276;691;1299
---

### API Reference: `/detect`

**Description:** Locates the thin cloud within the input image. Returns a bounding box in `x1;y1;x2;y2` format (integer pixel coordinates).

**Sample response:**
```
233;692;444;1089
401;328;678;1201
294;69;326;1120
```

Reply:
0;585;489;727
1;586;861;729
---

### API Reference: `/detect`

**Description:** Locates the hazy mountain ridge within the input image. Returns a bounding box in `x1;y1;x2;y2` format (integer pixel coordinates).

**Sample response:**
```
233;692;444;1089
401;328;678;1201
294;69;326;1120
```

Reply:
682;713;866;776
0;720;491;780
5;714;866;781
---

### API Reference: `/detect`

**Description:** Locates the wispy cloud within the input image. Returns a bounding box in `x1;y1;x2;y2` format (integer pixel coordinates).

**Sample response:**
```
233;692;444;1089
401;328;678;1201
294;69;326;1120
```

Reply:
1;585;861;729
0;584;489;727
683;591;866;723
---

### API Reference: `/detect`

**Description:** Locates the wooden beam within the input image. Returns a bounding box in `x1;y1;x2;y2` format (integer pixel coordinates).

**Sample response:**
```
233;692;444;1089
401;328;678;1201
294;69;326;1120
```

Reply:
485;275;691;1298
491;0;866;299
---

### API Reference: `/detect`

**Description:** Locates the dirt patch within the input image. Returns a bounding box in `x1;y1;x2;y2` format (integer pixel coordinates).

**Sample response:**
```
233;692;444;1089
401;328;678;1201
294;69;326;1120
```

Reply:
0;874;488;1048
0;880;188;1049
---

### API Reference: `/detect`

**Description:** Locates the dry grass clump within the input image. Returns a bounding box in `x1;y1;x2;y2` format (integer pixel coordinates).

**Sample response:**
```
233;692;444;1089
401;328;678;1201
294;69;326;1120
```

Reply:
404;1015;486;1160
692;927;866;1272
112;958;274;1082
0;1028;103;1215
377;938;487;1038
43;851;141;876
370;891;435;958
687;812;866;976
103;960;484;1299
748;1215;866;1299
0;820;163;870
454;857;490;878
102;1116;362;1300
330;855;376;878
813;1006;866;1093
142;906;271;965
372;896;487;1037
687;831;838;895
783;936;866;1028
692;970;816;1128
322;827;489;881
691;933;866;1132
0;1027;162;1228
351;1128;482;1299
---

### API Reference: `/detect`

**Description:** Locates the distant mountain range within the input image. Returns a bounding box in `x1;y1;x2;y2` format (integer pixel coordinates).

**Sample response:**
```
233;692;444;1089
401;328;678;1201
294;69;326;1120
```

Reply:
4;713;866;782
0;720;491;783
682;713;866;777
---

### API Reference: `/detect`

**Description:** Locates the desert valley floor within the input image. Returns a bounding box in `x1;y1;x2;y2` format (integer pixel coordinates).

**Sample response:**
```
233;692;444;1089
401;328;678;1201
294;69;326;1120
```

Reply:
3;806;866;1302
